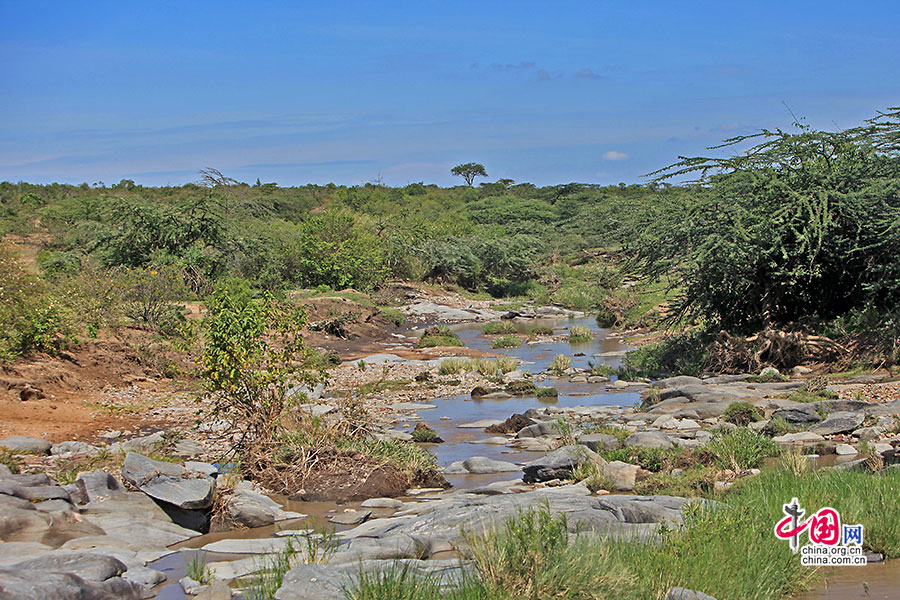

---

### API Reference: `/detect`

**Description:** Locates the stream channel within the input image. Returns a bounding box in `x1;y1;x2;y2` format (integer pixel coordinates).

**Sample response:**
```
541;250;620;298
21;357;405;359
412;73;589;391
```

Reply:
150;315;894;599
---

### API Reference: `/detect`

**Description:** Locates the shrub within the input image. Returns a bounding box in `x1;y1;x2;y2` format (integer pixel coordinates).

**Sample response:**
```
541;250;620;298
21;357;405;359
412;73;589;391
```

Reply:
535;386;558;398
482;320;516;335
410;424;443;444
438;358;468;375
418;325;463;348
120;264;189;334
491;335;522;349
567;325;593;343
379;307;406;327
705;427;780;470
548;354;571;374
506;380;538;396
529;325;554;337
762;416;795;437
621;330;710;378
495;356;520;373
722;401;763;426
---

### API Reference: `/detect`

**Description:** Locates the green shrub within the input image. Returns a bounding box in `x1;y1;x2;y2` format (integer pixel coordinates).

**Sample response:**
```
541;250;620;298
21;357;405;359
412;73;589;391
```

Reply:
379;308;406;327
418;325;463;348
621;330;710;378
535;386;558;398
722;401;763;426
705;427;780;470
410;424;443;444
491;335;522;349
567;325;593;343
529;325;554;337
482;320;516;335
548;354;571;374
505;380;538;396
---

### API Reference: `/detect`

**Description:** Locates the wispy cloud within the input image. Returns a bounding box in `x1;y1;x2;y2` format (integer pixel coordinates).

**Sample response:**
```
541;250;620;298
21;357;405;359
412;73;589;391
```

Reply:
602;151;628;161
574;68;602;80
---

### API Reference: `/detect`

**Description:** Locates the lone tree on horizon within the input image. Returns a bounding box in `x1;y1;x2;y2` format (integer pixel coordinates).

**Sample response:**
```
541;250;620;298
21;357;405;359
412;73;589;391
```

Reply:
451;162;488;186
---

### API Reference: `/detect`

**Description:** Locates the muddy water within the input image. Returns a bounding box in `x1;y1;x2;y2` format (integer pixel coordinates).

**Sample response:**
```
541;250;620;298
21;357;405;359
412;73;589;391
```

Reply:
798;560;900;599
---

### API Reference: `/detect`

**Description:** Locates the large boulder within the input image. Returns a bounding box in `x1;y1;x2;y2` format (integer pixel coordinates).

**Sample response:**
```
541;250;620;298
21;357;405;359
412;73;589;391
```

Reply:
522;446;600;483
625;431;674;449
771;405;822;425
225;482;305;528
444;457;520;475
0;569;141;599
121;453;214;510
0;436;52;454
809;412;866;436
601;461;640;491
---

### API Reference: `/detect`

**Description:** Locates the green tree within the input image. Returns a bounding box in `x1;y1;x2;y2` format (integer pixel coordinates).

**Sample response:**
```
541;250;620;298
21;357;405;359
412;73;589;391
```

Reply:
451;162;488;187
632;110;900;331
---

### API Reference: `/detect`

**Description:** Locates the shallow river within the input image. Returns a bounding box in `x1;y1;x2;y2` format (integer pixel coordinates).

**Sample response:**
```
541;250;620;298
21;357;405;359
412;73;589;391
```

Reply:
151;315;894;599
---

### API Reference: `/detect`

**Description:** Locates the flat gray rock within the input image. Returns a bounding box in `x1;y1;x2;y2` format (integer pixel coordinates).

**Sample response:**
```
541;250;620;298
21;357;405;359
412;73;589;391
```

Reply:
121;453;213;510
0;436;52;454
330;510;372;526
809;411;865;436
522;445;599;482
625;431;674;449
225;483;303;528
51;441;99;456
577;433;622;451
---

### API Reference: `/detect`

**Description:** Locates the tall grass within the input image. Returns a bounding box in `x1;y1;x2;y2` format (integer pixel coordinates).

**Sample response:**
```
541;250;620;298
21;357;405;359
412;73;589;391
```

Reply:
482;321;517;335
567;325;593;344
548;355;571;374
491;335;522;349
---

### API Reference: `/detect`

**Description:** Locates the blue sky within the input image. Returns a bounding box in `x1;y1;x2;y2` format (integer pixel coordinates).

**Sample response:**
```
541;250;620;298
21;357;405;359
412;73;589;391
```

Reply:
1;1;898;188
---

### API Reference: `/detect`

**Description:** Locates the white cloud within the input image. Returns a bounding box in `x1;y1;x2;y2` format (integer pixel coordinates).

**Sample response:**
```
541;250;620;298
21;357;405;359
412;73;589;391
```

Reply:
602;150;628;161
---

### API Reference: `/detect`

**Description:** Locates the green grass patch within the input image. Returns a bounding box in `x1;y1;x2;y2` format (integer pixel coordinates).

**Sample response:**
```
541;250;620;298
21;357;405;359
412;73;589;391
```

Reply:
705;427;781;470
722;401;763;425
548;354;571;374
491;335;522;349
0;448;22;474
535;386;558;398
783;389;838;403
482;320;517;335
529;325;554;337
419;325;464;348
379;307;406;327
567;325;593;344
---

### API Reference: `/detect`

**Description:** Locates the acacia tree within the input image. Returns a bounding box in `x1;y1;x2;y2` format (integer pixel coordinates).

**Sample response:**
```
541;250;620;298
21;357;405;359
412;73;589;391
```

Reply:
451;162;488;186
629;109;900;332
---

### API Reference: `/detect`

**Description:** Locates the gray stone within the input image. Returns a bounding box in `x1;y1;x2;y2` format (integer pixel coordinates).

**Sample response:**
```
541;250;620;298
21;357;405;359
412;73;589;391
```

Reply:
601;461;640;491
34;499;75;513
853;426;884;442
0;570;141;599
172;439;207;458
360;498;403;509
51;441;99;456
121;453;214;510
771;405;823;425
655;376;704;388
772;432;825;444
834;444;857;456
120;432;166;454
0;436;52;454
185;461;219;478
202;537;295;554
10;552;126;581
522;445;599;483
809;411;866;436
625;431;674;449
76;472;124;503
225;483;303;528
458;419;505;429
577;433;621;451
666;586;719;600
195;580;233;600
462;456;520;474
330;510;372;526
275;563;347;600
516;421;556;438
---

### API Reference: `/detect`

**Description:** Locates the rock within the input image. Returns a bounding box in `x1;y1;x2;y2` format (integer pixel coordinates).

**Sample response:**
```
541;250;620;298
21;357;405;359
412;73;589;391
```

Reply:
0;436;52;454
121;453;214;510
577;433;621;452
172;439;207;458
51;441;99;456
601;461;640;491
625;431;674;449
516;421;556;438
666;587;719;600
10;552;127;581
652;415;679;429
522;446;600;483
0;569;141;599
275;563;347;600
655;376;704;388
195;580;233;600
485;413;535;434
771;405;823;425
180;575;205;595
772;432;825;444
852;426;884;442
202;537;295;554
185;461;219;478
360;498;403;509
225;483;303;528
470;437;509;445
809;412;866;436
461;457;520;474
677;419;701;431
834;444;857;456
120;432;166;454
76;472;124;503
330;510;372;526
